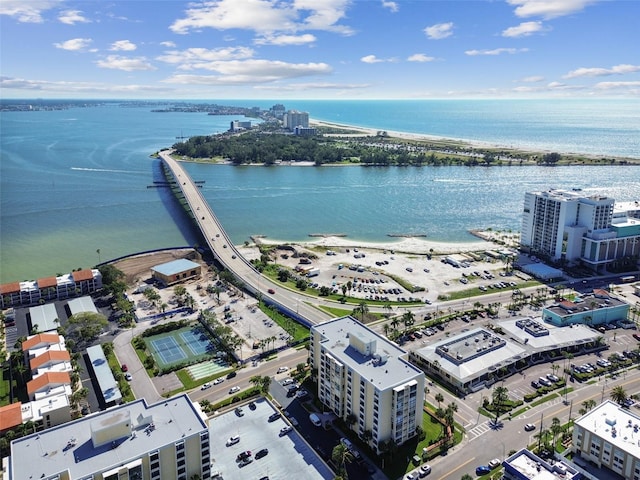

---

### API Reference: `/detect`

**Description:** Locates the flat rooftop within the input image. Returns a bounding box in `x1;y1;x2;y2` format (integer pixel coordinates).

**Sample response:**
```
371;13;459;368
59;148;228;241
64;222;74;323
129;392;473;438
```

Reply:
151;258;200;276
313;316;423;390
505;449;580;480
545;291;627;317
414;319;599;384
10;394;207;480
575;400;640;460
68;296;98;315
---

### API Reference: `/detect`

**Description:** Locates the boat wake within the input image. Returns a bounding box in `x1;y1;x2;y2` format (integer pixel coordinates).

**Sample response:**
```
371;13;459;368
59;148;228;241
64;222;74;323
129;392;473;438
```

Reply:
70;167;145;174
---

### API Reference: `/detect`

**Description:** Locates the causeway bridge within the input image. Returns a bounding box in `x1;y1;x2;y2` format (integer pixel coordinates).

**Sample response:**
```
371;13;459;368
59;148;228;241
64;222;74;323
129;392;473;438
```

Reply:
159;151;331;327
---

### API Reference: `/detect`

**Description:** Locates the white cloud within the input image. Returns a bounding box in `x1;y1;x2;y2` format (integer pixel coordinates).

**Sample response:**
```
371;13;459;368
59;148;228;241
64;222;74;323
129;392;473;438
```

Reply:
96;55;156;71
0;0;62;23
361;55;396;64
407;54;435;62
382;1;399;13
58;9;90;25
254;34;317;46
0;75;173;94
465;48;529;56
502;21;545;37
163;59;331;84
256;81;370;91
53;38;93;51
160;41;176;48
157;47;255;68
594;81;640;89
170;0;352;36
564;64;640;78
110;40;137;51
424;22;453;40
520;75;545;82
507;0;599;20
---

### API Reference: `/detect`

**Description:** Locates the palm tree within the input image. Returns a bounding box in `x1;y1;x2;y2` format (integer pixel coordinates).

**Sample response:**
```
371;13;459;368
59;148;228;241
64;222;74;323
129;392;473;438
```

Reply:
390;317;400;332
435;392;444;408
331;443;353;479
492;385;509;422
550;417;563;450
382;323;391;338
402;310;415;333
611;385;628;405
582;399;596;412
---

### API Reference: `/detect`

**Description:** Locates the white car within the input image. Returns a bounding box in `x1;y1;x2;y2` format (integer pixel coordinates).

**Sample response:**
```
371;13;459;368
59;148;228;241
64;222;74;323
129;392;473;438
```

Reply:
201;382;211;390
282;378;295;386
229;386;241;394
524;423;536;431
226;435;240;446
277;366;289;374
213;377;224;385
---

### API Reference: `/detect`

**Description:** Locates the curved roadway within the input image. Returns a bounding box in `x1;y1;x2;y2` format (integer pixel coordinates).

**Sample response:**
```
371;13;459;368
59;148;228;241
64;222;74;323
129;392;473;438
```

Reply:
160;151;331;326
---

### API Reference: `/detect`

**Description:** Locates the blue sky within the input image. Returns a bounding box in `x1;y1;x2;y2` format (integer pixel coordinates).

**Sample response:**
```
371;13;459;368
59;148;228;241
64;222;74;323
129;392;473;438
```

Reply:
1;0;639;99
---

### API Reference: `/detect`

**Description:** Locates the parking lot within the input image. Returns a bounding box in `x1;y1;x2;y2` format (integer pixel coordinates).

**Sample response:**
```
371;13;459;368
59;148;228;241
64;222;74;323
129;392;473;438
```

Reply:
208;397;334;480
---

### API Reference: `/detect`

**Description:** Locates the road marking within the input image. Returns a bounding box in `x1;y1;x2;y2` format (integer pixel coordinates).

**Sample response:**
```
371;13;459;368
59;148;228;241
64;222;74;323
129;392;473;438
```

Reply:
439;455;475;479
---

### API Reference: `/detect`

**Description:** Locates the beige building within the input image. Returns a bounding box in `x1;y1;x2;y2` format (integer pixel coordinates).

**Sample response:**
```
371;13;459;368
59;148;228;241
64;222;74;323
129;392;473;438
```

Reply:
6;394;210;480
573;400;640;479
150;259;201;286
310;316;425;453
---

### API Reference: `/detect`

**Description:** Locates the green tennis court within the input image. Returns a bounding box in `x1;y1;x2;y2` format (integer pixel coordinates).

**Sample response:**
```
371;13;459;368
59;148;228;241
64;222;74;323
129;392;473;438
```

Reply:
145;325;223;370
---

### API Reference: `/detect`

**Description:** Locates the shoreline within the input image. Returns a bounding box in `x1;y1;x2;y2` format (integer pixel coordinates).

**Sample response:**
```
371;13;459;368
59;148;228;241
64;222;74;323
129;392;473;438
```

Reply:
251;233;508;255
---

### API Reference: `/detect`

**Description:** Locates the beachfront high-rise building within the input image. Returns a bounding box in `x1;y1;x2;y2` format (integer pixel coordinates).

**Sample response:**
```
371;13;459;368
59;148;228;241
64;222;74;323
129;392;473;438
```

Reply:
6;394;211;480
521;189;640;271
283;110;309;131
309;316;425;453
573;400;640;479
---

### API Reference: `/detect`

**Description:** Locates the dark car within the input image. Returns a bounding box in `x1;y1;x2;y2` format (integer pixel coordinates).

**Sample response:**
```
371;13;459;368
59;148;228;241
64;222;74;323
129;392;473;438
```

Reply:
248;401;257;410
268;288;275;294
268;412;281;422
238;457;253;468
235;407;244;417
476;465;491;476
227;371;237;379
236;451;252;462
255;448;269;460
531;380;540;389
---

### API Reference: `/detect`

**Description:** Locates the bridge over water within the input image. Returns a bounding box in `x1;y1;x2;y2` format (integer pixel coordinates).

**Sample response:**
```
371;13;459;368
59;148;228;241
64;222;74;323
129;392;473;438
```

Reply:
159;151;331;327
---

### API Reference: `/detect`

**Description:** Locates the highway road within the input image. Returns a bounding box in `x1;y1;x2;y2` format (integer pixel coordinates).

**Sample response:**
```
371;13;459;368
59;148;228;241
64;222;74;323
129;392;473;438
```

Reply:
160;151;331;326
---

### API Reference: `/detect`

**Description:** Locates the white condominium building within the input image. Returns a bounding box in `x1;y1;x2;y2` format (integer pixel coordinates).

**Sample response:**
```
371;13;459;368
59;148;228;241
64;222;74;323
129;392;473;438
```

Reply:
521;189;640;269
310;316;425;453
6;394;211;480
283;110;309;131
573;400;640;479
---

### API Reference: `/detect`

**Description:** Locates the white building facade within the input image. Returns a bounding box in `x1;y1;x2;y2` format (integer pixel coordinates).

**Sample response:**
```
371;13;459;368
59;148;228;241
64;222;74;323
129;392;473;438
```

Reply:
521;189;640;270
310;316;425;453
573;400;640;479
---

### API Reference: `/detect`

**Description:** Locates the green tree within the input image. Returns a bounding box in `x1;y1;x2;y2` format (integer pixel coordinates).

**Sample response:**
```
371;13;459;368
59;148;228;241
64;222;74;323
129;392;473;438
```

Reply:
331;443;353;479
491;385;509;422
68;311;108;342
611;385;628;405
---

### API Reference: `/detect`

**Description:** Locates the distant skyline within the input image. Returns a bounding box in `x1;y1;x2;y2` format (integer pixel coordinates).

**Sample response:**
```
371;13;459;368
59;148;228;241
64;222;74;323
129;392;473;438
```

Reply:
1;0;639;99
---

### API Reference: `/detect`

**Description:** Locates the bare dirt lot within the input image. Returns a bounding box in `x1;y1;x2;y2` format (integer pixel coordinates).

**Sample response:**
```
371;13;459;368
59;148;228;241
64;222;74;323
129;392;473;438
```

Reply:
113;248;202;284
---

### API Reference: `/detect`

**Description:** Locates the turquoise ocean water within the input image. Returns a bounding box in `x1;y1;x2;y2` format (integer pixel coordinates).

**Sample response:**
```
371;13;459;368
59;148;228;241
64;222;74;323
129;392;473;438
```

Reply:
1;99;639;283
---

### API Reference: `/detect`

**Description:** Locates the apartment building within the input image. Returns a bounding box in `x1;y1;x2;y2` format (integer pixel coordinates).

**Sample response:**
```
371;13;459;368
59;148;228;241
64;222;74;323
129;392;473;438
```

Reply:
6;394;210;480
521;189;640;270
573;400;640;479
283;110;309;131
310;316;425;453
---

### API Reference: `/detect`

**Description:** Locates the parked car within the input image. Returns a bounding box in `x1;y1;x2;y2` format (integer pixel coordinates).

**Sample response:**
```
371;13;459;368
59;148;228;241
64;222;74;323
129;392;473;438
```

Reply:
235;407;244;417
296;389;309;400
125;373;132;381
547;374;560;382
279;426;293;436
531;380;540;389
236;451;252;462
121;364;128;372
476;465;491;475
419;464;432;477
488;458;501;469
524;423;536;432
255;448;269;460
282;378;295;386
238;457;253;468
268;412;281;422
226;435;240;446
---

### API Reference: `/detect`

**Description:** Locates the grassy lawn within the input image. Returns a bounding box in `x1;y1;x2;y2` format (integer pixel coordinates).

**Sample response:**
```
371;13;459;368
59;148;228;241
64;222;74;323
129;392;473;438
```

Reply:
103;343;135;403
